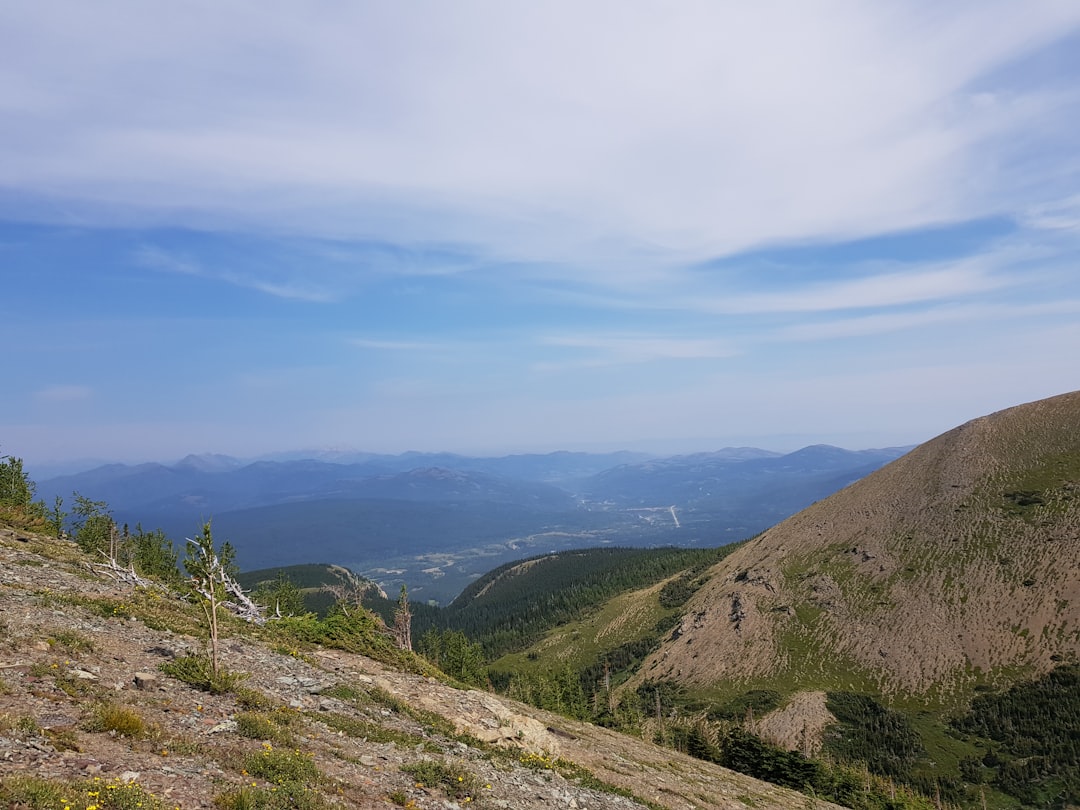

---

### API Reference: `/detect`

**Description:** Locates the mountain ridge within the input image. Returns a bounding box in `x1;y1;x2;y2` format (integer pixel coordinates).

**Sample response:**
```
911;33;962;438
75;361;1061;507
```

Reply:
36;445;911;604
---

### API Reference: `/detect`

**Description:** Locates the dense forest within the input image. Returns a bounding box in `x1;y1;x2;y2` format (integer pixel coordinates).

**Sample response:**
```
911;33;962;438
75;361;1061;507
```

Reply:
416;545;737;658
953;665;1080;807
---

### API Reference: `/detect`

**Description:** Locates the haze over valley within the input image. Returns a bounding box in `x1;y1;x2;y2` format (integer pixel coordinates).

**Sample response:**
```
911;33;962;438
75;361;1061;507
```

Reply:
35;443;909;603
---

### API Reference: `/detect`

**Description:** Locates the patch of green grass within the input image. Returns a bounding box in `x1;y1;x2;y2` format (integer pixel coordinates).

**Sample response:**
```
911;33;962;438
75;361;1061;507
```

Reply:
28;661;52;678
318;682;367;702
244;742;319;786
317;682;458;740
494;582;673;678
0;775;65;808
313;710;438;751
15;715;41;736
261;610;435;675
214;783;329;810
234;685;277;711
45;726;81;752
0;774;167;810
401;758;480;801
160;653;247;694
47;628;95;655
54;671;103;699
212;786;326;810
235;711;295;745
83;703;152;739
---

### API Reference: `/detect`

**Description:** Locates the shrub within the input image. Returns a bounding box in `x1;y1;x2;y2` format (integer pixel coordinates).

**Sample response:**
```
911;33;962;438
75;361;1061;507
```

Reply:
401;759;480;801
244;742;319;786
235;711;295;745
269;609;430;673
160;653;246;694
84;703;149;738
48;629;95;655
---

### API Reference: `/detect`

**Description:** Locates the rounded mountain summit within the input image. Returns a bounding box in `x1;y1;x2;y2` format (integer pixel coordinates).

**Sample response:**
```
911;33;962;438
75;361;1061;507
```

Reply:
643;390;1080;699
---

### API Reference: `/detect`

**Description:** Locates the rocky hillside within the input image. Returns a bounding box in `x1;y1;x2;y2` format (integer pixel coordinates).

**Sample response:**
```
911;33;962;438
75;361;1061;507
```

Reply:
0;526;840;810
644;390;1080;701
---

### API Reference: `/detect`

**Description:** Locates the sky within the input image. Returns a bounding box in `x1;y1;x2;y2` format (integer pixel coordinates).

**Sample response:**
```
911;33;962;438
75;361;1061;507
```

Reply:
3;2;1080;470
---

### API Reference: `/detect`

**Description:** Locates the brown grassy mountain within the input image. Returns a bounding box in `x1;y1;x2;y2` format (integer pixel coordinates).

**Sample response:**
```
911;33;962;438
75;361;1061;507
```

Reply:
642;390;1080;703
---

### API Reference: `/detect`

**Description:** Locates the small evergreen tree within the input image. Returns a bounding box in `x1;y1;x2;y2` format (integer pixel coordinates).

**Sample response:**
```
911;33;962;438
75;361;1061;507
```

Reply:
71;492;114;556
0;450;47;529
130;524;181;584
0;451;35;508
254;571;306;617
418;629;486;687
49;495;66;538
184;522;228;676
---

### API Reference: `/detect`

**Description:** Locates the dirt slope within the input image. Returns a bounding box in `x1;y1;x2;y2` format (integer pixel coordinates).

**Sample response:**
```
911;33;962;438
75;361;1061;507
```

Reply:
0;526;840;810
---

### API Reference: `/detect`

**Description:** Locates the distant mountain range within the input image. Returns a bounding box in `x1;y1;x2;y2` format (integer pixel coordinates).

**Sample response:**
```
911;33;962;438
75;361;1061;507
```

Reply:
37;444;911;604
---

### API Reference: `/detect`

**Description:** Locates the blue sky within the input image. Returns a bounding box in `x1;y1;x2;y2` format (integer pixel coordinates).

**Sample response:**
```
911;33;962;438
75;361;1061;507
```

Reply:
3;2;1080;468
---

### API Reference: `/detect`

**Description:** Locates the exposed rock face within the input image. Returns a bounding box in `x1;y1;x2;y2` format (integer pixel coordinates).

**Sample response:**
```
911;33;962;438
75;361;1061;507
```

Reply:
644;391;1080;696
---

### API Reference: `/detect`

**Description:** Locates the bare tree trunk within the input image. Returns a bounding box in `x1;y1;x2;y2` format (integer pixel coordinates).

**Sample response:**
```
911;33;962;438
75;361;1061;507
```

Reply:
393;585;413;651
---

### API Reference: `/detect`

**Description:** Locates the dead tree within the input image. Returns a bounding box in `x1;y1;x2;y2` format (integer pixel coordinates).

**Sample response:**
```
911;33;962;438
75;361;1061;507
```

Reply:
321;566;380;616
392;585;412;651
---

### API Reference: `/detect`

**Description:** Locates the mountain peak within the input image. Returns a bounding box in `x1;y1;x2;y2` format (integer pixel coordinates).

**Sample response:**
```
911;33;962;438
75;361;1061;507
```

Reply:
173;453;243;473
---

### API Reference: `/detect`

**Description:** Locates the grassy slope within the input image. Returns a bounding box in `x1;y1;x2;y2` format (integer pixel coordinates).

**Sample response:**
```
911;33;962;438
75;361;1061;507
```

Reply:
490;579;673;681
636;391;1080;704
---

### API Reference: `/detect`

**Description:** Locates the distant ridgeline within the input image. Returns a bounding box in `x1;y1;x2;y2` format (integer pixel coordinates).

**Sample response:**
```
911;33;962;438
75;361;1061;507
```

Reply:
33;444;909;604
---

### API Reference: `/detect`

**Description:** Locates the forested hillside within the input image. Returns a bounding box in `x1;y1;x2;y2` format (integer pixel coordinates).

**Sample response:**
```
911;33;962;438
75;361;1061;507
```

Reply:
422;545;737;657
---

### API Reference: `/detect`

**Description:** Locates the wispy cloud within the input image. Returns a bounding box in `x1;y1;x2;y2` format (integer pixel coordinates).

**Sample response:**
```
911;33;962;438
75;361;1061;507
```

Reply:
770;299;1080;343
3;5;1080;461
2;4;1078;272
134;245;337;302
535;334;738;371
682;262;1010;315
1022;195;1080;232
34;384;92;403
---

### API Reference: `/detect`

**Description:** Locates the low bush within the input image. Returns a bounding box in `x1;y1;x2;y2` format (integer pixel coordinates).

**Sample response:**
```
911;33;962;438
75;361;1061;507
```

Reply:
401;758;480;801
244;742;319;786
160;653;246;694
84;703;150;738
